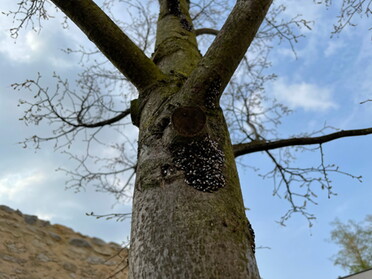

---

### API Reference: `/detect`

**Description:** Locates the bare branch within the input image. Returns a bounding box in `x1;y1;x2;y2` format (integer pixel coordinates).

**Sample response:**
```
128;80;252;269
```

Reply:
86;211;131;222
195;27;219;36
260;144;362;226
360;99;372;104
12;75;131;134
233;127;372;157
190;0;233;28
59;140;137;201
49;0;165;91
63;108;131;129
331;0;371;35
260;4;312;57
316;0;372;35
12;72;138;199
2;0;50;38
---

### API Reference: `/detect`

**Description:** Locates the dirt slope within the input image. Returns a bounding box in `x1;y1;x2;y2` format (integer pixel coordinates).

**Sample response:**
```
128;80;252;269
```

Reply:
0;205;128;279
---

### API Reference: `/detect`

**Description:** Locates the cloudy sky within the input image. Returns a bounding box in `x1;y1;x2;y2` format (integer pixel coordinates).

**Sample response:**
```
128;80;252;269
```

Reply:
0;1;371;279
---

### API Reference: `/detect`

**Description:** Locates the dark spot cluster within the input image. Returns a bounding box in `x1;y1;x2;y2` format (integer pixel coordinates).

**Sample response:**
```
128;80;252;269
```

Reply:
180;17;193;31
167;0;181;16
170;136;225;192
161;164;175;177
158;117;171;132
166;0;193;32
205;77;222;109
247;220;255;254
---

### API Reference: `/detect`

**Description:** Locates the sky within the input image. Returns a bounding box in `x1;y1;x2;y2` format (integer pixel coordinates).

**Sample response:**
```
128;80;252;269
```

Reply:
0;1;371;279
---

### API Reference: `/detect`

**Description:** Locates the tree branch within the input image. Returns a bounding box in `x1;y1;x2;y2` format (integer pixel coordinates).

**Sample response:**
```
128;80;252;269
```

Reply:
55;108;131;129
195;28;219;36
360;99;372;104
49;0;165;91
233;127;372;157
183;0;273;103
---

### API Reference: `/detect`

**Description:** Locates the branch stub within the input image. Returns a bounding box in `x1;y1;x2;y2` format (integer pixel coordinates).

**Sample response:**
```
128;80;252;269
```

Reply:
171;106;206;137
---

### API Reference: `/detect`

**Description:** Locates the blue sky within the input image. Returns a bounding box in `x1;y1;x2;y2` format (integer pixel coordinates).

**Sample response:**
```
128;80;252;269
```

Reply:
0;1;371;279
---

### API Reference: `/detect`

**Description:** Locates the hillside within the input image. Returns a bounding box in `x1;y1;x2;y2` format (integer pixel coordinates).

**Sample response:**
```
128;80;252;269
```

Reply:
0;205;128;279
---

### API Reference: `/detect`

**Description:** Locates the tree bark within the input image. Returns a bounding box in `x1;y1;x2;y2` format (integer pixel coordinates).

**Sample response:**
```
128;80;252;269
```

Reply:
128;0;271;277
128;82;259;278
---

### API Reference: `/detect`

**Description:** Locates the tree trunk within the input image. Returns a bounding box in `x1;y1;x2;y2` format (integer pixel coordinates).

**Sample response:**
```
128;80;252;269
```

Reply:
128;81;259;278
50;0;266;276
126;1;263;277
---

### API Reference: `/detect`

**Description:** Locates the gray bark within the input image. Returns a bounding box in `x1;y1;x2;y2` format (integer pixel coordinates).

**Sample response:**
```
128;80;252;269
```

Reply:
126;0;273;277
128;82;259;278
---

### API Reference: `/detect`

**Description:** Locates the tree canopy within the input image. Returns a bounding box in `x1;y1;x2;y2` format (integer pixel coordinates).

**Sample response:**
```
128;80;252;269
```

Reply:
6;0;372;225
330;215;372;273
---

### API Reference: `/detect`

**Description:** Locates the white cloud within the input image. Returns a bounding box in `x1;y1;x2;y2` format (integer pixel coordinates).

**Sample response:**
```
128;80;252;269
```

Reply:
34;211;55;221
26;31;43;51
0;25;49;63
0;171;46;201
0;31;33;62
0;4;83;67
324;40;346;57
278;0;323;24
356;34;372;101
272;78;337;111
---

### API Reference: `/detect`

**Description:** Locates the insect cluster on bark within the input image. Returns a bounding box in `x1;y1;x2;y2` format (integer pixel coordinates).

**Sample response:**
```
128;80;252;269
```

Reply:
205;77;222;109
170;136;226;192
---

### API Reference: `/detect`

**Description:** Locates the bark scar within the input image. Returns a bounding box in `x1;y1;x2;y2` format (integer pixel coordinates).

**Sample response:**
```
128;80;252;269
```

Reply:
171;106;206;136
